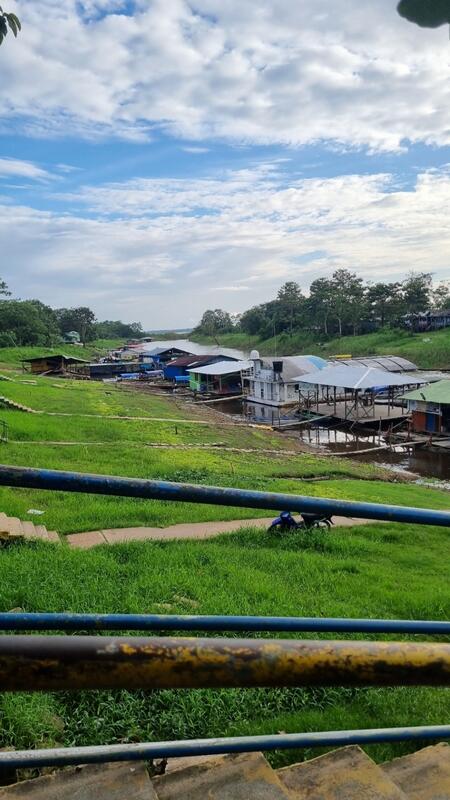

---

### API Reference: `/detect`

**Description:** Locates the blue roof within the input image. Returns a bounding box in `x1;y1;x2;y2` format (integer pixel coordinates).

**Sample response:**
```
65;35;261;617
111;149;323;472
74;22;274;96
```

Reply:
305;355;328;370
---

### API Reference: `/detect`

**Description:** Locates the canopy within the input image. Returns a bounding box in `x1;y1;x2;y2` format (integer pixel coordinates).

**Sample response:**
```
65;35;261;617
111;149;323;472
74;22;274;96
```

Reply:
187;360;252;376
402;380;450;404
294;364;425;390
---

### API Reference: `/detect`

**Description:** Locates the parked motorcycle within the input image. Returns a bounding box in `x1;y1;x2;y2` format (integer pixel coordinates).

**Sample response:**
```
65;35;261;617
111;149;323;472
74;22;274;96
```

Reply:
268;510;333;533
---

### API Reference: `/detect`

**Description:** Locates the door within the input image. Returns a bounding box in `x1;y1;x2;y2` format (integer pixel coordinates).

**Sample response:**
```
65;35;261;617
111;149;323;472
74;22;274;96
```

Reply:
426;413;437;433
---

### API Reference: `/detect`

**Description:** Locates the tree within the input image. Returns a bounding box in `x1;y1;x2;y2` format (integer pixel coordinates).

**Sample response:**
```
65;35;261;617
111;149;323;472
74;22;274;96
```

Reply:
366;281;403;327
95;320;143;339
276;281;305;335
397;0;450;28
0;7;21;45
401;272;432;314
0;277;10;297
195;309;234;336
431;281;450;310
0;300;59;346
55;306;97;344
307;278;335;336
330;269;365;336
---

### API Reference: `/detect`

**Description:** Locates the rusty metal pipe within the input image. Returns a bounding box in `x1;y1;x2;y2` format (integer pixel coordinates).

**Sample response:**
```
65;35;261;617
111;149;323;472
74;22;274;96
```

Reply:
1;636;450;691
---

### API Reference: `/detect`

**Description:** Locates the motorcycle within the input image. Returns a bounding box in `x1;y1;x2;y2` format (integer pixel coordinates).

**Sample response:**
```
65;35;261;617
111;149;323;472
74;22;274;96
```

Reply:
268;510;333;533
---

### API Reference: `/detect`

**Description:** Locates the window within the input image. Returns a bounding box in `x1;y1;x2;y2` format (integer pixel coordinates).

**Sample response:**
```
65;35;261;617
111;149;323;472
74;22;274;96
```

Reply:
260;384;265;399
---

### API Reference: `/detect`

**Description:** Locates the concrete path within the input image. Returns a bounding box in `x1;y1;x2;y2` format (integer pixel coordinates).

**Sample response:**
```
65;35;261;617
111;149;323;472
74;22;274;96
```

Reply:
67;516;375;549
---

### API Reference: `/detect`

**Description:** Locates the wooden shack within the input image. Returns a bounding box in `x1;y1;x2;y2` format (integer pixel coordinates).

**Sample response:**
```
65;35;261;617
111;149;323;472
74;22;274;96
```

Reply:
22;354;89;375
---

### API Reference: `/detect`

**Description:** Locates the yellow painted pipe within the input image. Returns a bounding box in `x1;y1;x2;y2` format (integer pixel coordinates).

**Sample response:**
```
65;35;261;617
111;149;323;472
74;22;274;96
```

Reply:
1;636;450;690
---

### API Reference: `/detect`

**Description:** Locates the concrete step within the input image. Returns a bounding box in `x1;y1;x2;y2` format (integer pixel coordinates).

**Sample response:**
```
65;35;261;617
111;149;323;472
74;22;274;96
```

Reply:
20;521;45;540
46;531;61;543
33;525;50;541
276;745;408;800
0;761;155;799
153;752;291;799
0;517;23;539
382;743;450;799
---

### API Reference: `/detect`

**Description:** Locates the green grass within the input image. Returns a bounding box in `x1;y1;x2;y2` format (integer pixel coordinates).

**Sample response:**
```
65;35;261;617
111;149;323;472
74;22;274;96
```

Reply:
0;374;435;533
0;526;449;765
193;327;450;369
0;362;448;765
0;339;124;370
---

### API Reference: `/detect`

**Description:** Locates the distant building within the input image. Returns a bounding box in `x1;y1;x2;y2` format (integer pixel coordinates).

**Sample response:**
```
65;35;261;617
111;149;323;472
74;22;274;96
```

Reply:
246;352;328;407
403;309;450;332
163;355;232;382
22;354;88;375
402;380;450;435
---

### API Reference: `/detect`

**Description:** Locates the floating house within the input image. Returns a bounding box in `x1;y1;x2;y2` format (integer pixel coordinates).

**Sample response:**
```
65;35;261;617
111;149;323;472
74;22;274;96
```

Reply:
294;364;425;424
21;353;88;375
125;339;246;364
245;352;328;407
188;360;252;395
402;380;450;434
163;355;232;382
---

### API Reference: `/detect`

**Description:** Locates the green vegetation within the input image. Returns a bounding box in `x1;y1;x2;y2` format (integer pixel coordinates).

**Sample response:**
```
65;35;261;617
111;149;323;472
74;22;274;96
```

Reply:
0;341;123;370
194;325;450;369
0;366;448;765
0;374;448;533
0;523;449;765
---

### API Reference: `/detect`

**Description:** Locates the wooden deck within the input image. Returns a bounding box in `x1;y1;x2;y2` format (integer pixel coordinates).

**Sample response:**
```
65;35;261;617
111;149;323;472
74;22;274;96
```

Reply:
302;401;408;426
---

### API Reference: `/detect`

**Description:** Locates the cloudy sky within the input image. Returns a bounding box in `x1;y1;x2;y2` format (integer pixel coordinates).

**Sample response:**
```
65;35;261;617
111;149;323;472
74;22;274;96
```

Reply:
1;0;449;329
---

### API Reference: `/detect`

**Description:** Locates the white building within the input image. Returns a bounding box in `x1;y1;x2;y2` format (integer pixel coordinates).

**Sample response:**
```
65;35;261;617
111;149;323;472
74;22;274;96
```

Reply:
245;351;328;407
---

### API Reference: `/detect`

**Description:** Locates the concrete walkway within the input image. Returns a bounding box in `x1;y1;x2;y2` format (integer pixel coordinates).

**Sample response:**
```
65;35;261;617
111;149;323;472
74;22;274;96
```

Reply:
67;516;375;549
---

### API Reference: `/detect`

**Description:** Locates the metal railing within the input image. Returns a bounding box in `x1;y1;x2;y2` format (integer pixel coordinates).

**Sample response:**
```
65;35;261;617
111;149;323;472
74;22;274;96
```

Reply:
0;463;449;770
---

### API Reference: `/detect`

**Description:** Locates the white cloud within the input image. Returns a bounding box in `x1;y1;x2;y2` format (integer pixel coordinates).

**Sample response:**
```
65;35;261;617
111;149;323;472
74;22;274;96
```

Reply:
0;0;449;149
0;158;51;181
1;164;450;326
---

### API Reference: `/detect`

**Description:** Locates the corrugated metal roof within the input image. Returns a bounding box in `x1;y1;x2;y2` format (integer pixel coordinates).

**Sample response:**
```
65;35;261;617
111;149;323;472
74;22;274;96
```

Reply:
402;380;450;404
294;364;425;390
135;339;246;361
329;355;418;373
187;360;252;376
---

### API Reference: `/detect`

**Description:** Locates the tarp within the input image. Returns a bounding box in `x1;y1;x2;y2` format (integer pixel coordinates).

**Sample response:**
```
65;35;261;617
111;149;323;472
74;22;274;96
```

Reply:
402;379;450;404
293;364;425;390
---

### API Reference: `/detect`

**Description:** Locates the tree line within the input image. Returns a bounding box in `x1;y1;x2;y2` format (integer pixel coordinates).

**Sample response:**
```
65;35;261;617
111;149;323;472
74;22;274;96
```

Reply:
195;270;450;340
0;278;143;346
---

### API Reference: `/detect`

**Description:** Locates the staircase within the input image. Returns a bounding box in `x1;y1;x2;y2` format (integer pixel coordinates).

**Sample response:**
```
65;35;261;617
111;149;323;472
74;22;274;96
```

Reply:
0;512;59;543
0;395;37;413
1;744;450;798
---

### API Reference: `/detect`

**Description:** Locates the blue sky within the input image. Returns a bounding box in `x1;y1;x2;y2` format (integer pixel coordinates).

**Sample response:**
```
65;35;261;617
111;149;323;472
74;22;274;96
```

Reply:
0;0;449;328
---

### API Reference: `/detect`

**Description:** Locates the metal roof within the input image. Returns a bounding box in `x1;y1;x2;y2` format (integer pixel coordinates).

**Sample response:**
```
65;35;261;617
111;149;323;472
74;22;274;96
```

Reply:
21;354;89;364
133;339;246;361
329;355;417;373
294;364;425;390
402;380;450;404
187;360;252;376
258;355;328;381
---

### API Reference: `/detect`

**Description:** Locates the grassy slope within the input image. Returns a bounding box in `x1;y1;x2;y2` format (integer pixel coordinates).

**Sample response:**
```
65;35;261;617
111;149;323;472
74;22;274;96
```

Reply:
193;327;450;369
0;366;448;763
0;375;448;532
0;525;449;765
0;339;124;370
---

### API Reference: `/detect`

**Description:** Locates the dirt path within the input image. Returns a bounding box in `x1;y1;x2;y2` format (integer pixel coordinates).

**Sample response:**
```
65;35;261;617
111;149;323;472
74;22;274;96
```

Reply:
67;515;376;549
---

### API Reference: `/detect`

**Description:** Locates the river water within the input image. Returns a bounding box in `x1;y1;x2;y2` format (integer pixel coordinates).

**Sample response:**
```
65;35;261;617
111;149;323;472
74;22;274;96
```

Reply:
212;398;450;482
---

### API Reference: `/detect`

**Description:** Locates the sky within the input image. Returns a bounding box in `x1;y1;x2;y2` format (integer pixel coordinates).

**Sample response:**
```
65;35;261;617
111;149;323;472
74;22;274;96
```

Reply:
0;0;449;329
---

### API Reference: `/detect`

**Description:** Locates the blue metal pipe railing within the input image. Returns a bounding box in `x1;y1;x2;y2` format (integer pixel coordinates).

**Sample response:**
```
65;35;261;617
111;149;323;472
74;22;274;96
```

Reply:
1;612;450;635
0;464;450;526
1;725;450;769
